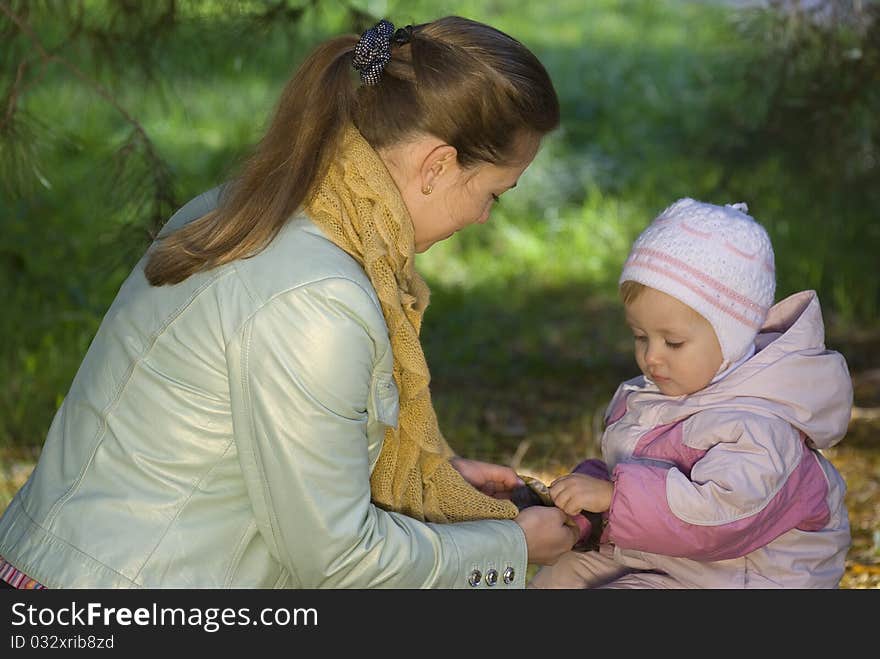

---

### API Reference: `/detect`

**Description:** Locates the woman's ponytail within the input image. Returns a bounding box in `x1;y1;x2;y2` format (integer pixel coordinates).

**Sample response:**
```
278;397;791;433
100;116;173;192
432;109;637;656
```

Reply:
144;36;358;286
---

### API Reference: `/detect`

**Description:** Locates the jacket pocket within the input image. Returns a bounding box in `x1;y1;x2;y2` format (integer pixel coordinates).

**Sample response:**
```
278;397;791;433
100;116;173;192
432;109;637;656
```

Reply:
370;372;399;429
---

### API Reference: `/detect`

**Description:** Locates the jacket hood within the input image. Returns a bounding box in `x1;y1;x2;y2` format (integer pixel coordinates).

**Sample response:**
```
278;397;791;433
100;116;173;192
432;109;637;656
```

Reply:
633;290;853;449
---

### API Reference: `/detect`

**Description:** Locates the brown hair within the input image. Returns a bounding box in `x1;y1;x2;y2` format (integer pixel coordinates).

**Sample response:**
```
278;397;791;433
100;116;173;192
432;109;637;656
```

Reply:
620;280;647;306
144;16;560;286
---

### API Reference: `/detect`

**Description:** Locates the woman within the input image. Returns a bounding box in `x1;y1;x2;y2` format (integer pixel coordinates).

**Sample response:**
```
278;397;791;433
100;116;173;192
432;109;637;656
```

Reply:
0;16;576;588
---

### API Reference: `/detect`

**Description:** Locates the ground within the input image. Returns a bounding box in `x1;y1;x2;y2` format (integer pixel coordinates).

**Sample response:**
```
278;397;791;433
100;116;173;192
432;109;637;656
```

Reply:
1;327;877;588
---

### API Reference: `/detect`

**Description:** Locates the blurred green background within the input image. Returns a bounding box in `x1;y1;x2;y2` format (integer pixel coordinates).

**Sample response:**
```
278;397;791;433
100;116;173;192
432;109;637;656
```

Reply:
1;0;878;586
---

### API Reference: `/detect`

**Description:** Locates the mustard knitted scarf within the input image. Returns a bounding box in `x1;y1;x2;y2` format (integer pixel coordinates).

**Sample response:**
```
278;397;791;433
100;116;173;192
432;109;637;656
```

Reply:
305;125;519;523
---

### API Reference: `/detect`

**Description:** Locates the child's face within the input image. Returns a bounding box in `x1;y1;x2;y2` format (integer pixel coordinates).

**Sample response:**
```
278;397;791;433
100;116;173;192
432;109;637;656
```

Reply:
625;287;723;396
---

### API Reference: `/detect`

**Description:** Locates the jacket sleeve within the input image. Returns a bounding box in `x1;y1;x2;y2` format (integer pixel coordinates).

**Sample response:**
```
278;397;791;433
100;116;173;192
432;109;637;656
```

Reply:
607;410;832;561
226;277;527;588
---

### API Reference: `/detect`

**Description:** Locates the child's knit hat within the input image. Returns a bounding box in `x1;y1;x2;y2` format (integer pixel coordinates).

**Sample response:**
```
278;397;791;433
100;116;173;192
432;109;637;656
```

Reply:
619;198;776;364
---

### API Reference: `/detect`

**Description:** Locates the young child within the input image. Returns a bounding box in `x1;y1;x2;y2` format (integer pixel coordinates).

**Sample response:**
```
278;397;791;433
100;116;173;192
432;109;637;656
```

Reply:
528;198;853;588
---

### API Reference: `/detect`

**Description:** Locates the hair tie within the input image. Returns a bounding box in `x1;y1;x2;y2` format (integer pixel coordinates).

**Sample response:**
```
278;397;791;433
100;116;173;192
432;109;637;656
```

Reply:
352;19;396;86
392;25;414;46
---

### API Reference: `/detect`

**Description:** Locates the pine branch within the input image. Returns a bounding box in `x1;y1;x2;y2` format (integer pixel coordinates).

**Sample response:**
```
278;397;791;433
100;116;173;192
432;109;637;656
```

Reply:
0;0;176;230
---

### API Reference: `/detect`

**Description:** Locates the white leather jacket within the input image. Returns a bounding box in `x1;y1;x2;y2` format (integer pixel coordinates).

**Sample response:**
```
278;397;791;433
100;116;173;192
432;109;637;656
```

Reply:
0;188;527;588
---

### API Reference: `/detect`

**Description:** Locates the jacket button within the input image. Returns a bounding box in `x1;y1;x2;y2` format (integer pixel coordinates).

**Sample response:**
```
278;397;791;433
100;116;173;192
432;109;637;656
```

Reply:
502;566;515;584
485;569;498;586
467;569;482;587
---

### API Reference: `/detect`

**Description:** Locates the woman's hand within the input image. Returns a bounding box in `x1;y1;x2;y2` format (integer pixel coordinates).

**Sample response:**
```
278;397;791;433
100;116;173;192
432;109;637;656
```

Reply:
514;506;579;565
549;473;613;515
450;457;523;499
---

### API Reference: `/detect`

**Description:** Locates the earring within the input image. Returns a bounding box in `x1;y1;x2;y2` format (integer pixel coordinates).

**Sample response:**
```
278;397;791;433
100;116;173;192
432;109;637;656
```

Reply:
421;184;433;195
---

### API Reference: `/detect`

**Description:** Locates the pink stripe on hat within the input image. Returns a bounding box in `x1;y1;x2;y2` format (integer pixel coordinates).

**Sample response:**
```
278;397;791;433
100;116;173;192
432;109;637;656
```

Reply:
631;248;767;316
626;256;763;329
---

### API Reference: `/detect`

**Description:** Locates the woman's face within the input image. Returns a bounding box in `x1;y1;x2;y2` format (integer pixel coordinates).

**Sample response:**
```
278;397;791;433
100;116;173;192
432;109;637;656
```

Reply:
386;133;541;253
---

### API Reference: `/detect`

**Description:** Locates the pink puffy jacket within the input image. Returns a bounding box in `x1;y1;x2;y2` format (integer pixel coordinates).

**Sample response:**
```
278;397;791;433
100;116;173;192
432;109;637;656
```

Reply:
597;290;852;588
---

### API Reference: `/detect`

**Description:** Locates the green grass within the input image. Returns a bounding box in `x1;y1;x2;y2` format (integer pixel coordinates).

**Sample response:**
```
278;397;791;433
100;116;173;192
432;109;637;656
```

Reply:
1;2;879;588
1;0;878;457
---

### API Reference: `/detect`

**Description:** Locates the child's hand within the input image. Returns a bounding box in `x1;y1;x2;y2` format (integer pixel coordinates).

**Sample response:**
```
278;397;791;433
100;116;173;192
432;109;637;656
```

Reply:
549;473;613;515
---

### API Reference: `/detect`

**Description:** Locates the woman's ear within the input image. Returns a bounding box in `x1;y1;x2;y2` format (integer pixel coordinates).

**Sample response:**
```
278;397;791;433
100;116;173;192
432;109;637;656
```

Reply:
420;144;457;195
